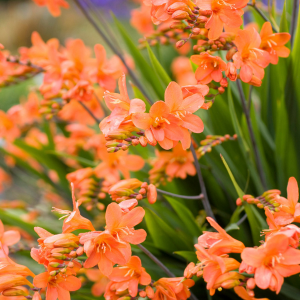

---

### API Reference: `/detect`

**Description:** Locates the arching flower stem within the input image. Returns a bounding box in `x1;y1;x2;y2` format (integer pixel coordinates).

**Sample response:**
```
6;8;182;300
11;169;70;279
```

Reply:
157;189;204;200
236;80;267;190
190;142;216;220
78;102;101;123
73;0;154;105
247;2;278;33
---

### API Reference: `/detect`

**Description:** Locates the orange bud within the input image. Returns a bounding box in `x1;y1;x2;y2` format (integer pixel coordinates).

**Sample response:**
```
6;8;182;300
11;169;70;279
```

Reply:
146;286;154;298
147;184;157;204
139;291;147;298
226;47;237;61
139;136;148;147
247;278;256;290
33;292;42;300
0;275;33;292
168;2;188;13
2;288;27;296
172;10;190;20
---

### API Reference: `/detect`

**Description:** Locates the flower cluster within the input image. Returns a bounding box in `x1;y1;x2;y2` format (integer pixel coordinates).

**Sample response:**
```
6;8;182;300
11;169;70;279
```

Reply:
182;177;300;299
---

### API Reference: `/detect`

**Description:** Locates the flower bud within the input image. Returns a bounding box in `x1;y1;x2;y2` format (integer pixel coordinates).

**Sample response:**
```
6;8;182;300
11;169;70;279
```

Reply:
225;62;237;81
218;87;225;94
221;279;240;289
220;78;228;87
176;40;187;48
3;288;27;296
247;278;256;290
146;286;154;298
51;248;71;254
226;47;237;61
147;184;157;204
172;10;190;20
139;136;148;147
168;2;188;13
139;291;147;298
51;253;67;260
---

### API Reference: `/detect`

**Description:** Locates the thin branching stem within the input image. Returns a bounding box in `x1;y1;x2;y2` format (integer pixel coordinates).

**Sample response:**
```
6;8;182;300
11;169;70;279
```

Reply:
236;214;247;226
157;189;204;200
137;244;175;277
236;80;267;190
73;0;153;105
247;3;278;32
190;142;216;220
247;85;253;112
78;102;100;123
137;244;199;300
290;0;299;47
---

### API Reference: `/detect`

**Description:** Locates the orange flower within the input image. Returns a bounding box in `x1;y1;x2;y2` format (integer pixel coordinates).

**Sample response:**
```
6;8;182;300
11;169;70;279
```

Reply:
234;286;269;300
149;144;196;184
86;269;110;297
0;244;35;278
0;220;20;254
133;81;205;149
108;256;151;297
132;100;184;149
90;44;122;91
195;245;240;294
260;22;290;65
144;0;169;25
171;56;197;86
32;0;69;16
199;0;248;40
95;149;145;185
273;177;300;225
0;275;32;294
52;183;95;233
152;277;195;300
191;53;227;84
131;4;154;35
196;217;245;255
34;270;81;300
105;202;146;244
108;179;143;201
241;234;300;293
80;231;131;276
100;74;145;136
233;28;270;83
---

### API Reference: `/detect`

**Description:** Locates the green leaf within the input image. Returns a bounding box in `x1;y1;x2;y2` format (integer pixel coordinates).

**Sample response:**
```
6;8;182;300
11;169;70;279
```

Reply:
0;209;59;237
144;208;191;252
221;155;263;245
13;139;69;190
220;154;244;199
281;283;300;300
47;151;97;167
131;82;151;111
146;43;172;88
225;223;240;232
174;251;197;263
164;196;202;237
227;86;264;193
112;14;165;99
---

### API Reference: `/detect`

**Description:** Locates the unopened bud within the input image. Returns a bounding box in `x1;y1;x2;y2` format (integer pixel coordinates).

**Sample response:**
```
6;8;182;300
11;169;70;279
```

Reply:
176;40;187;48
76;247;84;256
221;280;240;289
139;291;147;298
218;87;225;94
49;271;58;276
132;139;140;146
168;2;188;13
49;262;64;268
172;10;190;20
68;262;74;268
220;78;228;87
3;288;27;296
54;240;78;248
51;248;71;254
146;286;154;298
51;253;67;260
247;278;256;290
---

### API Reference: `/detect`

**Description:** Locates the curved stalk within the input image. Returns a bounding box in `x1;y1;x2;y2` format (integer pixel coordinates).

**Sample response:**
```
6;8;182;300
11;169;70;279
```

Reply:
157;189;204;200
